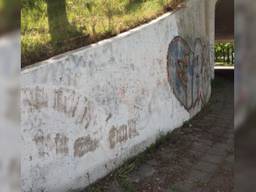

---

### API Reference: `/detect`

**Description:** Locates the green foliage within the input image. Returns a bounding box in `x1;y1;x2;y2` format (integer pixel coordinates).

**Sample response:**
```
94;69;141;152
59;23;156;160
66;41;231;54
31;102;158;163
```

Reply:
21;0;176;67
215;42;234;66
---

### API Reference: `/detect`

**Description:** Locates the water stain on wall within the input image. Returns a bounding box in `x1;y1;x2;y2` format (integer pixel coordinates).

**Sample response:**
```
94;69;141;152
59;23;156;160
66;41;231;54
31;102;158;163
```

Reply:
74;136;99;158
109;119;139;149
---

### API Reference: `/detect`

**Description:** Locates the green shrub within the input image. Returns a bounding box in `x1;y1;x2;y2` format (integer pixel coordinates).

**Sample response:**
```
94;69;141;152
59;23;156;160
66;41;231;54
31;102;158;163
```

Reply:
21;0;177;67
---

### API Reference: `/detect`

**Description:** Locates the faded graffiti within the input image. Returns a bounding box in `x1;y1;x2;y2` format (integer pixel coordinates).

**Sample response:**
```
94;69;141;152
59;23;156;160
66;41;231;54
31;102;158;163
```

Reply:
33;130;69;158
74;136;99;158
33;129;99;158
55;133;69;155
167;36;211;112
22;87;92;129
109;119;138;149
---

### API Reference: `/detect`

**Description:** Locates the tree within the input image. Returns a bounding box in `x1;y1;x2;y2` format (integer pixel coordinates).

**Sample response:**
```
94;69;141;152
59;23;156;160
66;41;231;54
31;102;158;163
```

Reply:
46;0;81;42
0;0;20;34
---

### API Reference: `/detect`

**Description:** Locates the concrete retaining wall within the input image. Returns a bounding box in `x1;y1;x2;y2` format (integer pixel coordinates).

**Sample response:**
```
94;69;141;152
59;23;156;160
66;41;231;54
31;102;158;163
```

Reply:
21;0;217;191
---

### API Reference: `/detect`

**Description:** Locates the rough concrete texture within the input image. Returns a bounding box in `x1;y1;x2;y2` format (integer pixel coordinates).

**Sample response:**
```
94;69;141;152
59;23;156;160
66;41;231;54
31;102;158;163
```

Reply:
21;0;217;191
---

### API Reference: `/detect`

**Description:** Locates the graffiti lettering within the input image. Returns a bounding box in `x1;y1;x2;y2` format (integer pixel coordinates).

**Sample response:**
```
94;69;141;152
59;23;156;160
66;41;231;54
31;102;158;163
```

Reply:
74;136;99;158
22;87;91;128
33;130;69;158
109;119;138;149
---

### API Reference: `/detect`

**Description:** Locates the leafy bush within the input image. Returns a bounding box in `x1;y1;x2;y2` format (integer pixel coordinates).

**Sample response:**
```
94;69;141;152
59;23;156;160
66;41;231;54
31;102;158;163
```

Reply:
215;42;234;65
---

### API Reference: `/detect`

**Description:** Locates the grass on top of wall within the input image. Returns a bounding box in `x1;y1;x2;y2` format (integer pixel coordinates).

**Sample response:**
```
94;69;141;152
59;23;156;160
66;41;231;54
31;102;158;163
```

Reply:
21;0;184;67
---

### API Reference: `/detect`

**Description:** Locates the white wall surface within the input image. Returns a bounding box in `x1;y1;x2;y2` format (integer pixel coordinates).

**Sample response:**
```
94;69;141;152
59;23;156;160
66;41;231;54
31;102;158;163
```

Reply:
21;0;216;191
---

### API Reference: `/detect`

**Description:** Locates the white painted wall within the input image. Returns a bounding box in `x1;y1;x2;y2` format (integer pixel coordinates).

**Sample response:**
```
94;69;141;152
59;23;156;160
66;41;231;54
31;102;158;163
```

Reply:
21;0;216;191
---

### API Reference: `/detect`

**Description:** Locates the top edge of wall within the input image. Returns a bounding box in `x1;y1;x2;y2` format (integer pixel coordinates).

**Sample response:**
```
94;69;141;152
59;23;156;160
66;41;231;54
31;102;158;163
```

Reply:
21;11;179;73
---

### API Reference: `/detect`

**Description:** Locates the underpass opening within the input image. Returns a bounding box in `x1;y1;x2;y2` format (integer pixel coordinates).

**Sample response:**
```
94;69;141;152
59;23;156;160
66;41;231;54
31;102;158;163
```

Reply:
214;0;234;69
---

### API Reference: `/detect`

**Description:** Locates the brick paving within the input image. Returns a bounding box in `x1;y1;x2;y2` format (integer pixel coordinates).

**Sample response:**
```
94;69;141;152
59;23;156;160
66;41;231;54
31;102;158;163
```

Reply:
85;69;234;192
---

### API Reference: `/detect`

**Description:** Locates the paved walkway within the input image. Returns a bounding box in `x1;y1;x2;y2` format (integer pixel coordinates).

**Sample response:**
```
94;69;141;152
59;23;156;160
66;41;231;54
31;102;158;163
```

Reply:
86;69;234;192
